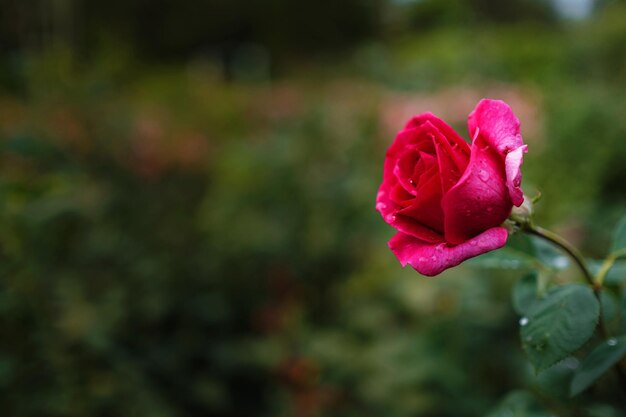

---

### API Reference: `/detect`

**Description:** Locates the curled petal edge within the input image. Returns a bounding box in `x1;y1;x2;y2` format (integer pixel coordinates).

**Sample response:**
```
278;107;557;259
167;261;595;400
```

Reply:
505;144;528;207
388;227;509;276
468;99;524;155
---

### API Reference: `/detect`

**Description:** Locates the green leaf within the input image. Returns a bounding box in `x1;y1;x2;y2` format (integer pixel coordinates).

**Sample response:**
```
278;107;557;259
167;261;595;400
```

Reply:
521;284;600;372
570;336;626;396
585;404;625;417
622;298;626;336
605;261;626;285
531;357;579;399
600;291;621;334
611;215;626;252
512;273;540;316
485;390;552;417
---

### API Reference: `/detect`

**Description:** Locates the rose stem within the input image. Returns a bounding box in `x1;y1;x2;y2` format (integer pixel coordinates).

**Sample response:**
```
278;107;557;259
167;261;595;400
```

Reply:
524;224;626;395
524;225;597;290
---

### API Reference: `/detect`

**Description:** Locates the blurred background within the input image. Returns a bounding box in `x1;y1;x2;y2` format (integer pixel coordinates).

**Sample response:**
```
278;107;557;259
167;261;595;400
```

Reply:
1;0;626;416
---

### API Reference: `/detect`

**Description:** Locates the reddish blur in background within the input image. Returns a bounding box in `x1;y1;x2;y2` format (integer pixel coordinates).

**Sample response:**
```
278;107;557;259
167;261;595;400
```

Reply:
1;1;626;416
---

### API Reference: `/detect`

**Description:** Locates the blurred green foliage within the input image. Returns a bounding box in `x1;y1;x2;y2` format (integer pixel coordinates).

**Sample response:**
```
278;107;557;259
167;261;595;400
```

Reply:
1;1;626;416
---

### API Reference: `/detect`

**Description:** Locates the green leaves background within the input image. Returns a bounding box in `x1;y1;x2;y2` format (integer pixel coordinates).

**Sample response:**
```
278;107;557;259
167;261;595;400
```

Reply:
520;284;599;373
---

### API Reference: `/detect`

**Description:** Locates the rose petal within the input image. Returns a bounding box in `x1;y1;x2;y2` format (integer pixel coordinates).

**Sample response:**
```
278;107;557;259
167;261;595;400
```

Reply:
394;148;419;195
405;113;471;157
432;128;470;193
468;99;527;206
468;99;523;154
505;145;528;206
394;150;437;196
377;119;449;243
376;188;443;243
413;156;438;194
398;173;444;233
388;227;509;276
390;182;414;206
377;175;442;242
386;123;436;160
393;215;444;243
442;136;512;245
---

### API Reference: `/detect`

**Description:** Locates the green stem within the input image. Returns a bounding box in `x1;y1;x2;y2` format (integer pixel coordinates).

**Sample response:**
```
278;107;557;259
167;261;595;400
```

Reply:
523;225;598;291
596;247;626;287
523;224;626;395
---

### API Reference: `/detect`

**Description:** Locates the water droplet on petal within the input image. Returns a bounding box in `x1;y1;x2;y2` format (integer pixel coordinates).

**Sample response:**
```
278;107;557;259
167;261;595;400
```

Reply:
470;240;477;246
478;169;490;182
430;255;437;261
608;338;618;346
418;257;427;263
519;317;529;326
487;207;493;213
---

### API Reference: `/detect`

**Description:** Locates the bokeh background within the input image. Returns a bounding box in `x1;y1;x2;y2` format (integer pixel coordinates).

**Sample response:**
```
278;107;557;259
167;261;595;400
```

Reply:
1;0;626;416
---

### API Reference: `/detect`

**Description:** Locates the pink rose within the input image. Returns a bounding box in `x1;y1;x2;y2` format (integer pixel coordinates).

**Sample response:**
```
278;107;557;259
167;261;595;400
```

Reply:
376;99;528;276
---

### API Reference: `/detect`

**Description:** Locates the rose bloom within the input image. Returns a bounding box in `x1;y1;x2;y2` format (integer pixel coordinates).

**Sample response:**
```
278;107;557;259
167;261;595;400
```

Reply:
376;99;528;276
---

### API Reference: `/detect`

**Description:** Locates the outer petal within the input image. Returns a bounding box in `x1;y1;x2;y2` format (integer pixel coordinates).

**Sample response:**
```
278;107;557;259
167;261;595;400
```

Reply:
468;99;527;206
468;99;523;154
442;136;512;245
389;227;508;276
